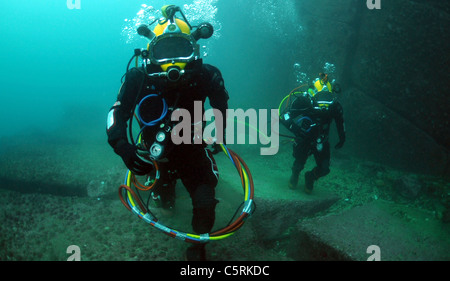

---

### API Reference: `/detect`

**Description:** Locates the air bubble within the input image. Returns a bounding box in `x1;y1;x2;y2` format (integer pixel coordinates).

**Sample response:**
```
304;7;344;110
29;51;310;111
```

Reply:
121;0;221;45
324;62;336;74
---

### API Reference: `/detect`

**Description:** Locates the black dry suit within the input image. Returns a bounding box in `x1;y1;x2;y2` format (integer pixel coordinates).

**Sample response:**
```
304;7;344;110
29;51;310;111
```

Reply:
281;91;345;189
106;60;229;234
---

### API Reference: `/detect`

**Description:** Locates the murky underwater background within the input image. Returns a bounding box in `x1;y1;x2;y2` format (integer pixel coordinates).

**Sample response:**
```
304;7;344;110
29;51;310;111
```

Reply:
0;0;449;261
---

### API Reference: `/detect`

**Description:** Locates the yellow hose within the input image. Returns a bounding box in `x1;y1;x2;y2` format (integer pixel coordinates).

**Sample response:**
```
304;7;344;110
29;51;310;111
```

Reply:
278;84;308;116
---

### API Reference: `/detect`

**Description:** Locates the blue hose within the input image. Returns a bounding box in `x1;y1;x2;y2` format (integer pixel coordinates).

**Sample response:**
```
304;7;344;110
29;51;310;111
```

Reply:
137;94;168;127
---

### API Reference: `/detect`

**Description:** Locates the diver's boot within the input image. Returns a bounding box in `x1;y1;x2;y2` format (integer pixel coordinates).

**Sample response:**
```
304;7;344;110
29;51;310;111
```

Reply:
304;171;315;194
289;171;300;190
185;244;206;261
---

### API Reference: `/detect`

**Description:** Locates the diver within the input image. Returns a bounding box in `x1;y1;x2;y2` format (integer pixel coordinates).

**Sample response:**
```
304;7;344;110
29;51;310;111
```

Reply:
106;5;229;261
280;73;345;194
309;72;341;96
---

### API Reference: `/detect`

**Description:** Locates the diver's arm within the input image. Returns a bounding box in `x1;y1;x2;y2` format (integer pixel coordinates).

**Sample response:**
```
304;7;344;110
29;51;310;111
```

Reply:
333;101;346;149
106;68;144;153
205;65;229;143
106;68;153;175
281;94;310;134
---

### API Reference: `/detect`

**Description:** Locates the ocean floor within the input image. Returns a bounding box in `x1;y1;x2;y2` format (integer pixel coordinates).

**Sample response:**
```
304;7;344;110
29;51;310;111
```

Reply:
0;132;449;261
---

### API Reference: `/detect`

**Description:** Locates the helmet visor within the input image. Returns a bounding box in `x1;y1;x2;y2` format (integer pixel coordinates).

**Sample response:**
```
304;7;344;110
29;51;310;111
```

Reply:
149;33;199;65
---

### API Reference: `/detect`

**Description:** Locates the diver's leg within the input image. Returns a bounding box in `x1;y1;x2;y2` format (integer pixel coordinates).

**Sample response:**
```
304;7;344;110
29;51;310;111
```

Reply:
290;139;309;189
184;183;218;261
171;144;219;261
305;142;331;193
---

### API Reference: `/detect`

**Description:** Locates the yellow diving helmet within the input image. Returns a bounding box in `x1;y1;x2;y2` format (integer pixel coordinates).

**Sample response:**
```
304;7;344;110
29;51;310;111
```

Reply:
136;5;214;82
313;72;333;93
144;5;199;82
149;18;198;71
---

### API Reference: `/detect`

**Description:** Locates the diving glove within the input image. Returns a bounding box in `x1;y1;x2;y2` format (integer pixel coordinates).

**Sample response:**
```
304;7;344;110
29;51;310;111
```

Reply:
205;136;224;155
335;139;345;149
115;141;153;175
209;143;223;154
